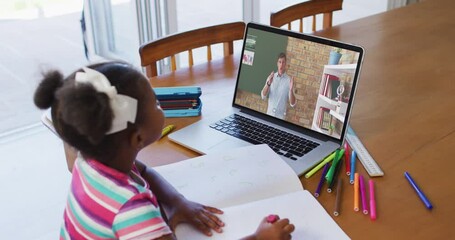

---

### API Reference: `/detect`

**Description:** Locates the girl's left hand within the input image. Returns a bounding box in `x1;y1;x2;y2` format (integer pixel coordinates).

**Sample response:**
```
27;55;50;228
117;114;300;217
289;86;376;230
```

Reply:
166;198;225;236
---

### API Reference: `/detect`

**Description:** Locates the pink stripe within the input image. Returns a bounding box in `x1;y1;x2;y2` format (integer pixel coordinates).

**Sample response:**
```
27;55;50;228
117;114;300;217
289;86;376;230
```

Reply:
77;166;124;210
65;202;102;240
122;193;157;211
63;211;85;239
116;218;170;237
72;171;115;224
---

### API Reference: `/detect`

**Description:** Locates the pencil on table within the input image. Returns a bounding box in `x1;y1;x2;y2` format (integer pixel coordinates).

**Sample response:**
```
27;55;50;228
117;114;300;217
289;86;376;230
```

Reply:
350;150;357;184
160;125;175;139
344;142;351;175
334;179;343;216
326;149;344;187
369;179;377;220
354;173;359;212
314;163;330;197
328;156;343;193
305;151;337;179
359;174;369;215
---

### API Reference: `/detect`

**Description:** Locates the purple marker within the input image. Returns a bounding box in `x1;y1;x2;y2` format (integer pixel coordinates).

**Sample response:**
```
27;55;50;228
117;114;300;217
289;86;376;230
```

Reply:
359;174;369;214
314;163;330;197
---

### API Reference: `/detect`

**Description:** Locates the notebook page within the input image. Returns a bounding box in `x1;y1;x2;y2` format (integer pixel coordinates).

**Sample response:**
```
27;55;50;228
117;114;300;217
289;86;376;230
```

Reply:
154;144;303;208
175;190;350;240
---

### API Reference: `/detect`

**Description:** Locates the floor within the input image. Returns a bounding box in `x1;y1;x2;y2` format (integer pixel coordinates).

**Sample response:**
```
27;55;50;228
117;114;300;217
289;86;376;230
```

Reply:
0;1;389;239
0;125;71;239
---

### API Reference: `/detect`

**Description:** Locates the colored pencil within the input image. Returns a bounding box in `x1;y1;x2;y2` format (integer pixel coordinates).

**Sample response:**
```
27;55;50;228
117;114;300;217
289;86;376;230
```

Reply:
334;179;343;216
354;173;359;212
314;163;330;197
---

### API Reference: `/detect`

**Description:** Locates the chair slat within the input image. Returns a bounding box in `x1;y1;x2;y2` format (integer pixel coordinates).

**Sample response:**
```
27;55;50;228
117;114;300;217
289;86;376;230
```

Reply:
270;0;343;33
171;55;176;71
312;15;316;32
223;42;233;56
207;45;212;61
323;13;333;29
189;49;194;67
139;22;245;78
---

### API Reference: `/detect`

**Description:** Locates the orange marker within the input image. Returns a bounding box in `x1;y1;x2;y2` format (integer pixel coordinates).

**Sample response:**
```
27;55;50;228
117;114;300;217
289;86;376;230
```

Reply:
354;173;359;212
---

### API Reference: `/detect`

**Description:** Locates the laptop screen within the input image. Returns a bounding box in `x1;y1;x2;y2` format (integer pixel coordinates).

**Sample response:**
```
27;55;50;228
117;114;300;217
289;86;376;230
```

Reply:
233;23;363;141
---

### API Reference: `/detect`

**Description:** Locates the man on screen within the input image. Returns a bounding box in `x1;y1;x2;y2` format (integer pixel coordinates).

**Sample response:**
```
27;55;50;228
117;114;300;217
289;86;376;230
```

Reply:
261;52;296;120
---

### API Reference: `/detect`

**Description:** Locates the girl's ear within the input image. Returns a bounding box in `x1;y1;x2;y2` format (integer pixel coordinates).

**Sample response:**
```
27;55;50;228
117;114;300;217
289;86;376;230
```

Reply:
130;128;144;151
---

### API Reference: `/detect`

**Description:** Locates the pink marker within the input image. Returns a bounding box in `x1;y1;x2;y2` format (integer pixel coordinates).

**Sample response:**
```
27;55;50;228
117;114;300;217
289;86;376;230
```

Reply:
359;175;369;215
344;142;351;175
369;180;376;220
267;214;280;223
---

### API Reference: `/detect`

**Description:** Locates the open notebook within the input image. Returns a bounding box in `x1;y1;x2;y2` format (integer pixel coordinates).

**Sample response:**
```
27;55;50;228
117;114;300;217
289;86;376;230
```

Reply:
154;144;349;239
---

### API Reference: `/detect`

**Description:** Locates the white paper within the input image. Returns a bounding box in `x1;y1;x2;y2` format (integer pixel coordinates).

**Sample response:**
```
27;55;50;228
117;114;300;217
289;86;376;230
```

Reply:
154;145;350;239
155;144;303;208
175;191;350;240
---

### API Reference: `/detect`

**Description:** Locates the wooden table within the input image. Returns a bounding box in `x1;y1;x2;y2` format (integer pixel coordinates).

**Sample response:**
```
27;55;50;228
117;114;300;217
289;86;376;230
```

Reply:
138;55;240;166
140;0;455;239
306;0;455;239
62;0;454;238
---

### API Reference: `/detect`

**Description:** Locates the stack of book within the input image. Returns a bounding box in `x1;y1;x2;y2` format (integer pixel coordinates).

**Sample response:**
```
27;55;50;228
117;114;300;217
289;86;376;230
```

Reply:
321;73;340;100
154;86;202;117
317;107;332;131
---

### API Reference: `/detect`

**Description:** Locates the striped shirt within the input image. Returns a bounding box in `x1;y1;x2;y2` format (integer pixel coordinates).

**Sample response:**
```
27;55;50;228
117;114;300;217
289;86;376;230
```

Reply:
60;156;172;239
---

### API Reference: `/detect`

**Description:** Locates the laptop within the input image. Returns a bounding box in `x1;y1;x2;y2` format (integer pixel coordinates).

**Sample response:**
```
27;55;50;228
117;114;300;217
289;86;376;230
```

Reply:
168;22;364;176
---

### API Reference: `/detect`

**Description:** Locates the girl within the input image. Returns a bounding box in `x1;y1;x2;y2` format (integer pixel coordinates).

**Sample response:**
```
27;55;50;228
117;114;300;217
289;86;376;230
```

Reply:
34;61;295;239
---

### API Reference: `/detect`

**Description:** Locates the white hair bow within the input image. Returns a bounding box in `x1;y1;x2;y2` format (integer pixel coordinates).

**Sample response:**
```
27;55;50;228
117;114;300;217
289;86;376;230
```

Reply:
75;67;138;134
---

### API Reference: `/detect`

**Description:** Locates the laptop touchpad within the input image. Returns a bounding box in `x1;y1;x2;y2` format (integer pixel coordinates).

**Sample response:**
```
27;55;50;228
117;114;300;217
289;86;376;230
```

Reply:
208;138;250;152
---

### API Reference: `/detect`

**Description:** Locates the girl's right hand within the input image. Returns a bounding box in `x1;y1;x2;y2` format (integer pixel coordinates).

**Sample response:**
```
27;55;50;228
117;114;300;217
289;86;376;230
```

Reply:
253;216;295;240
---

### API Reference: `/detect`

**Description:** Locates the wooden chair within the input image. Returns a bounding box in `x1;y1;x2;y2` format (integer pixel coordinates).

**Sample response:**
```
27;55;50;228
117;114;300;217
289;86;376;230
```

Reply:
139;22;246;78
270;0;343;33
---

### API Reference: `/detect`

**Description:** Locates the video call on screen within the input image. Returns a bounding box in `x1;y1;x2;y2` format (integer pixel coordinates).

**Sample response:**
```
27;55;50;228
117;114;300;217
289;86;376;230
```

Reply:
235;28;360;140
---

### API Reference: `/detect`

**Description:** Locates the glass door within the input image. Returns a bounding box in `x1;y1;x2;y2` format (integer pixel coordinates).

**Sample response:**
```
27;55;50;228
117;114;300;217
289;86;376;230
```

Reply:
162;0;244;71
84;0;249;72
83;0;143;66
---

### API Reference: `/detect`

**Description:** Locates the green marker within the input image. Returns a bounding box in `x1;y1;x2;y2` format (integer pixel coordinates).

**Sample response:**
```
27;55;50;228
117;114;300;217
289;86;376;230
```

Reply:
325;149;345;185
305;151;337;179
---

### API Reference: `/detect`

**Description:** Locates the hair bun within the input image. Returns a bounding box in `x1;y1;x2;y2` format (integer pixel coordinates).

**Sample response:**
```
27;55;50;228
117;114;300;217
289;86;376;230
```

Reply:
34;70;64;109
58;83;113;145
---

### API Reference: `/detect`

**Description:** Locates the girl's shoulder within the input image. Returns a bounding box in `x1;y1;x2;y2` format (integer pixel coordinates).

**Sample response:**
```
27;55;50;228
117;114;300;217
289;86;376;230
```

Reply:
74;157;154;205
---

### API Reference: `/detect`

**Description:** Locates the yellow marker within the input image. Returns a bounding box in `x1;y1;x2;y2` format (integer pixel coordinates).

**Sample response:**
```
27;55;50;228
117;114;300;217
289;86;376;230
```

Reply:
304;151;337;179
160;125;175;139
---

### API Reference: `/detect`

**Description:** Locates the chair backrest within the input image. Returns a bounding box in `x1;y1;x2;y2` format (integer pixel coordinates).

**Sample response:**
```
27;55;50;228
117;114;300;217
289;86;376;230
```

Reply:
270;0;343;33
139;22;246;78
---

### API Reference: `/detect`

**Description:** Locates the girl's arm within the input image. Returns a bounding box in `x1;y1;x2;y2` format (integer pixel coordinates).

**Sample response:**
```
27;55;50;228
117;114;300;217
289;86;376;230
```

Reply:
135;160;225;236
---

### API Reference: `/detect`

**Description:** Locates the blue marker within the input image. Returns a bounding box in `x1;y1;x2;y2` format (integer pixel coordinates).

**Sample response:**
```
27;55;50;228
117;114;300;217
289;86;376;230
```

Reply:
404;171;433;210
350;150;356;184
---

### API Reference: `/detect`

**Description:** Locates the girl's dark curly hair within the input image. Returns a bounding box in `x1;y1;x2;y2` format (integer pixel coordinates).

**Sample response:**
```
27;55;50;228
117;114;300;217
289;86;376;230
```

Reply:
34;61;149;162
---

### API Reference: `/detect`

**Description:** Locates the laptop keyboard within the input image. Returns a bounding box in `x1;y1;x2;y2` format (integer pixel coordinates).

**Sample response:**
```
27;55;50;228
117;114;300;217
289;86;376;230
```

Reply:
210;114;319;160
